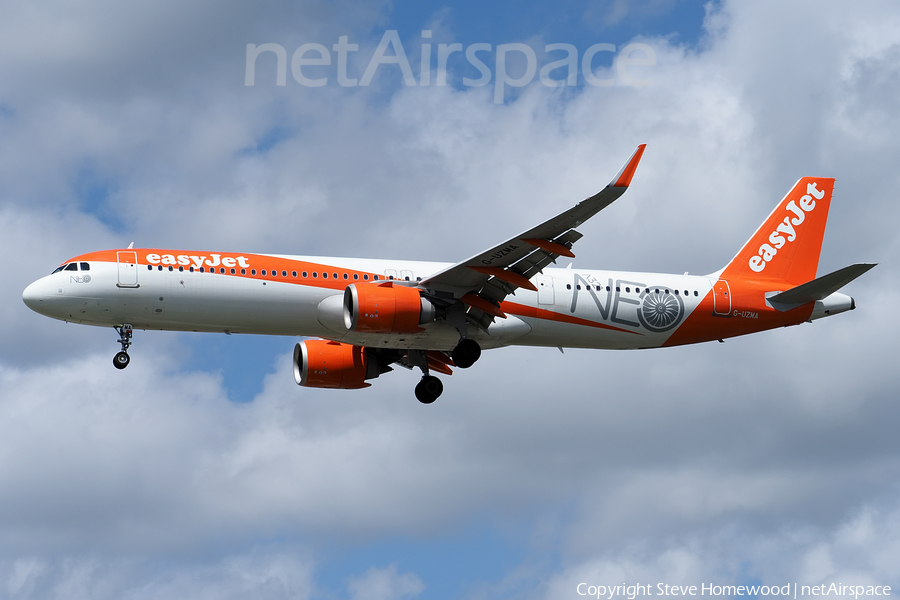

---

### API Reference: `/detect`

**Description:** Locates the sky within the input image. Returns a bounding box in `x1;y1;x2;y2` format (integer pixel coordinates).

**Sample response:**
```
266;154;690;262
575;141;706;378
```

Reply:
1;0;899;598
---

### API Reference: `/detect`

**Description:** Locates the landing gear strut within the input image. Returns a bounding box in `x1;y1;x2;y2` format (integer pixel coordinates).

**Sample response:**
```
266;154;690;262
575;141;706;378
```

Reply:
408;349;444;404
113;324;133;370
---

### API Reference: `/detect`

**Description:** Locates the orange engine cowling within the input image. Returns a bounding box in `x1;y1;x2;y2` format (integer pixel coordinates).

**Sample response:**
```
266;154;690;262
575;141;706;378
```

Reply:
343;281;435;334
294;340;374;389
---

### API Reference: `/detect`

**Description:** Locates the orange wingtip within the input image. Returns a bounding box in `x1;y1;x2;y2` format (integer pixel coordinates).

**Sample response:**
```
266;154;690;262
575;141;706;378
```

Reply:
522;238;575;258
468;266;538;292
612;144;646;188
461;293;507;319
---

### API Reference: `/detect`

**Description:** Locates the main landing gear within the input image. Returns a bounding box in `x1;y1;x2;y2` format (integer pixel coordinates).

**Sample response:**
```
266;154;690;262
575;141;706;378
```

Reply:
415;375;443;404
451;338;481;369
113;324;133;369
410;339;482;404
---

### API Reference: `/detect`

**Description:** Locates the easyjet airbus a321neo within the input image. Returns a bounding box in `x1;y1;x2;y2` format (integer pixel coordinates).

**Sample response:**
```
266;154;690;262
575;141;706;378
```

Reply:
23;146;875;403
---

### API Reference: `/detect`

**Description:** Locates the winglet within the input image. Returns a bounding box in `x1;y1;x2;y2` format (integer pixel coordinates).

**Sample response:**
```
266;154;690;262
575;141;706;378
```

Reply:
611;144;647;188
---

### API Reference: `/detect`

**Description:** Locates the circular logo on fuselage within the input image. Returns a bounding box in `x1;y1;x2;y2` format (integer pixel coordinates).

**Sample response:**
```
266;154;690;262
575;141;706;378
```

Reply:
638;287;684;332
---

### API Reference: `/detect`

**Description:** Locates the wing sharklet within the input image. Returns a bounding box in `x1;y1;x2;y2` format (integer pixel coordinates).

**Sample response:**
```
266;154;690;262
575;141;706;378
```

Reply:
612;144;647;187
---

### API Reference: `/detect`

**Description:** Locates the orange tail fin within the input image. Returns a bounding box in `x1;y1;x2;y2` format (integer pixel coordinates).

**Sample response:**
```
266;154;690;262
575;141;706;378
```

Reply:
720;177;834;285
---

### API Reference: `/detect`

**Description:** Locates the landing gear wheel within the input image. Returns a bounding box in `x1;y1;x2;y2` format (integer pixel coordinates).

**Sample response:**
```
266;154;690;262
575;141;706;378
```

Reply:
113;324;134;370
451;339;481;369
113;351;130;370
415;375;443;404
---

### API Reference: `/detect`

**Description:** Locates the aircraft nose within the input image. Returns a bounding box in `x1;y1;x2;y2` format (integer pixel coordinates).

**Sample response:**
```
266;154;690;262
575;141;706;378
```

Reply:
22;280;47;314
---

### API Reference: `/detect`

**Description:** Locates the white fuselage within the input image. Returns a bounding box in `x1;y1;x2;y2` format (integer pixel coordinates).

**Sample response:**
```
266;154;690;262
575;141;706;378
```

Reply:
23;253;729;351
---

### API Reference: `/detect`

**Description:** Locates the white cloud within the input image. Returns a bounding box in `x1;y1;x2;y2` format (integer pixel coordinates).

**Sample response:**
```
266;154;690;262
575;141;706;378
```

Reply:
541;500;900;599
347;564;424;600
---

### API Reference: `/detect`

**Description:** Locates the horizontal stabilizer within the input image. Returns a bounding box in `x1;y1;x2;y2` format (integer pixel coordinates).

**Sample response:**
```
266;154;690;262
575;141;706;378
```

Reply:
768;263;876;305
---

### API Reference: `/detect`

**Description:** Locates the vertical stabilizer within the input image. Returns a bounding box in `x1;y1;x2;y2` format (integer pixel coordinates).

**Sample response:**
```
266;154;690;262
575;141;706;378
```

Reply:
720;177;834;285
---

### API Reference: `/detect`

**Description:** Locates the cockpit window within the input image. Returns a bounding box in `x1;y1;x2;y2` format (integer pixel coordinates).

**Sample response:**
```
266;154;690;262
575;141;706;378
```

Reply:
52;264;67;274
65;263;78;272
80;262;90;271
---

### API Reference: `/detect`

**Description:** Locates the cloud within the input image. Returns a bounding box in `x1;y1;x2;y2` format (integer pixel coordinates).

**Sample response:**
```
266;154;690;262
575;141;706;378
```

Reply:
347;564;424;600
540;500;900;599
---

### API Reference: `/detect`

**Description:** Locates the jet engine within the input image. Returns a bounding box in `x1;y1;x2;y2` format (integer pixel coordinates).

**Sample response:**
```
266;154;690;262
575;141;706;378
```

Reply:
343;281;435;334
293;340;386;389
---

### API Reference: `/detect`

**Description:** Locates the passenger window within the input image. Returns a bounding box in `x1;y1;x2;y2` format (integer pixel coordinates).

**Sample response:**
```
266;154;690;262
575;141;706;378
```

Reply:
302;271;308;278
231;268;236;274
313;272;318;278
364;274;369;280
354;274;359;280
374;275;379;281
616;287;620;292
566;284;571;290
694;291;698;296
322;272;328;279
179;266;184;272
80;262;90;271
220;268;226;274
251;269;257;275
241;269;246;275
199;267;205;273
262;270;267;276
147;265;152;271
625;287;630;293
282;271;287;277
343;273;349;280
332;273;337;279
292;271;297;277
576;285;581;290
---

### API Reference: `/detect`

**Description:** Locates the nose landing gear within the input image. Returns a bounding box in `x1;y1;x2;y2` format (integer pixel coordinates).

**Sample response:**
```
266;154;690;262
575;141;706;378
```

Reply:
113;324;133;370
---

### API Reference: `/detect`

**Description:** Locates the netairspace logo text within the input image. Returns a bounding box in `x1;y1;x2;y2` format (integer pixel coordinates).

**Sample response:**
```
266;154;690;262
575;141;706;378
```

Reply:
245;30;656;103
575;583;892;600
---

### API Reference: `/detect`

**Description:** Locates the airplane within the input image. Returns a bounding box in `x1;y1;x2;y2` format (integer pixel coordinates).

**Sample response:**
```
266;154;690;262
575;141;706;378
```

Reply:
22;145;875;403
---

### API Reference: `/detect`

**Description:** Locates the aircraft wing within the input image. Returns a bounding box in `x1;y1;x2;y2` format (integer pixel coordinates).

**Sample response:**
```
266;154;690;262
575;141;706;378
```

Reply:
421;144;646;329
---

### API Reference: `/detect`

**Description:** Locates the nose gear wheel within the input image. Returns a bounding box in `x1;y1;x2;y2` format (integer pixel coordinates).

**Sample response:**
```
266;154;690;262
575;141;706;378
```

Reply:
113;324;133;369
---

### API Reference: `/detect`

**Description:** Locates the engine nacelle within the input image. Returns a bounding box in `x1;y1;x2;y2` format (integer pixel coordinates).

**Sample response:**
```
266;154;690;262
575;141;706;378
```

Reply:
294;340;377;389
343;282;435;334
